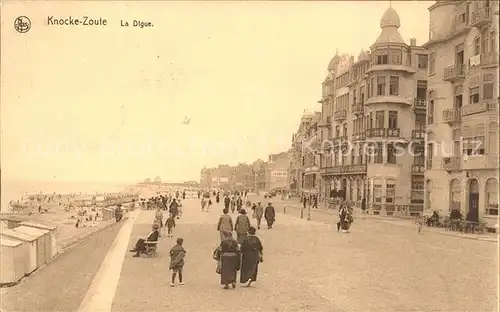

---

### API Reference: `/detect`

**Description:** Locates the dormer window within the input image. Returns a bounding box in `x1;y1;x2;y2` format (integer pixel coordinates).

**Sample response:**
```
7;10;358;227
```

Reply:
377;54;388;65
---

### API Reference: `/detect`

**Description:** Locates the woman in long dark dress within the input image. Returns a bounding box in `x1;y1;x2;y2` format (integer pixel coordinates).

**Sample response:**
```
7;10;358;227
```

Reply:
216;231;240;289
240;226;263;287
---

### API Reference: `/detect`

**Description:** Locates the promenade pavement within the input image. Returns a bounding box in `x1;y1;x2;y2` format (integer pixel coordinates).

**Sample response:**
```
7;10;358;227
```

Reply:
265;197;498;243
78;198;498;312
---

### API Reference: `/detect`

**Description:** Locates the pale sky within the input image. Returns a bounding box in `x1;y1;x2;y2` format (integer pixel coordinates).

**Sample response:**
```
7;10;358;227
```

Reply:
1;1;431;183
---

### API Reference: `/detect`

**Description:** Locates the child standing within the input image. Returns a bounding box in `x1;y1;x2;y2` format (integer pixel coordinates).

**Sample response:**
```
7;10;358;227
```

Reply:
165;213;176;237
169;238;186;287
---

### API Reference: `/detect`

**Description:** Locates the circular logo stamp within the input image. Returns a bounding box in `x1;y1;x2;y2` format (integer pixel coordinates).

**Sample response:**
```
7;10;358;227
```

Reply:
14;16;31;33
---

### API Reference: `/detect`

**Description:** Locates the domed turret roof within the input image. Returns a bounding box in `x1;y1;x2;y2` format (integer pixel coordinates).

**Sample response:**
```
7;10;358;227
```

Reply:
358;49;370;62
327;51;340;71
380;7;401;28
373;7;405;45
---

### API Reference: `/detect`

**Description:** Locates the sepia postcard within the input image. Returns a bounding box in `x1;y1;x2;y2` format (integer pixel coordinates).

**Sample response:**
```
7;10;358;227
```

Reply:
0;1;499;311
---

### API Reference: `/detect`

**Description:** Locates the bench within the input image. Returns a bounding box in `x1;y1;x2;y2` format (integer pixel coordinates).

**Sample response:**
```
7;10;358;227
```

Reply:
144;241;158;257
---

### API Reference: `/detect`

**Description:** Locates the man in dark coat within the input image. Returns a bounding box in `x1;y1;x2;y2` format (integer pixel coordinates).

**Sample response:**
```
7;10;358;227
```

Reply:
236;196;243;212
264;202;275;229
129;224;159;257
224;195;231;210
169;199;179;218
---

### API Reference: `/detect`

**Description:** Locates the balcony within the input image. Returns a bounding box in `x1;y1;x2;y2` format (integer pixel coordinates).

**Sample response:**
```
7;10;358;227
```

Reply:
344;164;367;174
319;116;332;128
442;108;461;124
443;64;466;82
323;166;342;175
462;154;499;171
442;156;461;172
352;132;366;141
482;52;499;66
413;98;426;111
470;8;491;28
352;103;364;116
332;136;348;146
367;58;415;73
461;102;487;116
412;129;425;140
411;164;425;174
334;109;347;122
365;128;385;138
386;128;400;138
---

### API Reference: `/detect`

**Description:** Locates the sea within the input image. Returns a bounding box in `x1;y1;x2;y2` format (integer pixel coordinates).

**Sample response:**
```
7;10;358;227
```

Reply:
1;179;131;213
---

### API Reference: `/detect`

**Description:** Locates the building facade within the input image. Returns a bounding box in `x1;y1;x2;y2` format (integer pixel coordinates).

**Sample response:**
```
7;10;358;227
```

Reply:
423;0;499;229
320;6;429;216
288;111;316;196
302;112;322;196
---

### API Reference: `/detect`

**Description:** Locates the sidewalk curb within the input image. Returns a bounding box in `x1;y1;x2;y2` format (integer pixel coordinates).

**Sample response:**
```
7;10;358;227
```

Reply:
60;217;129;251
279;203;498;243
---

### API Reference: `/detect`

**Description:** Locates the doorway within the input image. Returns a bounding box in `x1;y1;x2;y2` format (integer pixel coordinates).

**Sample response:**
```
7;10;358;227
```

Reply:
467;179;479;222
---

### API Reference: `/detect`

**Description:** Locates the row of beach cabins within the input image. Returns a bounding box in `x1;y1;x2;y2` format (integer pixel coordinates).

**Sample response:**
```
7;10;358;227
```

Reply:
1;192;139;286
9;192;139;212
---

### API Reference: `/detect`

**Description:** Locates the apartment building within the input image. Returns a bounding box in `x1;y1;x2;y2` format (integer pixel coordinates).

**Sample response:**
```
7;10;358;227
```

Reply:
423;0;499;229
320;6;428;216
302;112;322;196
288;111;316;196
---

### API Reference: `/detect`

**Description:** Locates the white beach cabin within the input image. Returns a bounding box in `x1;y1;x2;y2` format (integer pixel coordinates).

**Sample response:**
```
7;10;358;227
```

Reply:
0;229;38;274
0;237;27;285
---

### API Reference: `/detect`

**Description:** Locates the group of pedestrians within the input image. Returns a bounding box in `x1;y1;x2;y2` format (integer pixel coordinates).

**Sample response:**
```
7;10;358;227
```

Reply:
213;200;275;289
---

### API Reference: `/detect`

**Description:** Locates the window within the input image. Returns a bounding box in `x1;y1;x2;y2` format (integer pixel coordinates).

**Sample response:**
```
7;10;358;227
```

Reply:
377;76;386;95
429;52;436;73
360;86;365;104
342;123;347;137
474;37;480;55
454;94;463;109
375;111;385;128
387;144;396;164
376;54;388;65
463;135;485;155
483;82;494;100
386;181;395;203
485;179;499;215
388;111;398;129
490;31;496;54
450;179;461;211
373;180;382;203
458;13;466;24
375;143;383;163
335;126;340;138
426;143;433;169
389;76;399;95
417;54;428;69
428;100;434;124
469;86;480;104
416;80;427;99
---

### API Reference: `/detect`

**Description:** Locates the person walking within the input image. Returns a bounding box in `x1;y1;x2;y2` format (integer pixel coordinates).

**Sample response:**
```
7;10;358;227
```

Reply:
217;209;233;241
154;207;164;237
165;213;176;237
264;202;275;229
235;209;251;245
207;198;212;212
213;231;240;289
236;196;243;213
169;237;186;287
240;226;263;287
224;195;230;210
169;198;179;219
230;196;236;213
216;192;220;204
254;202;264;229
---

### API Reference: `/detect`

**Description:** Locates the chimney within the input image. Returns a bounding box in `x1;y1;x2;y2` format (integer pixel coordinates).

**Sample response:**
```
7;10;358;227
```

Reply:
410;38;417;46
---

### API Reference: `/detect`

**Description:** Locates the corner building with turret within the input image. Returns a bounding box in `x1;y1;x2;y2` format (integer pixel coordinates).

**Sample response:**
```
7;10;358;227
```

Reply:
423;0;499;232
318;7;428;216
